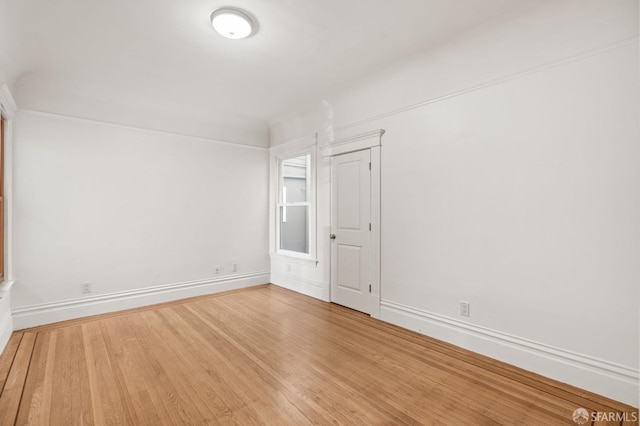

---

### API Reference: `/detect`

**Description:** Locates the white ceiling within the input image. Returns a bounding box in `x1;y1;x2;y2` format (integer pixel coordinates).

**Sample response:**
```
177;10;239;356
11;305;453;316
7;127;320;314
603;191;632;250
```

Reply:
0;0;542;147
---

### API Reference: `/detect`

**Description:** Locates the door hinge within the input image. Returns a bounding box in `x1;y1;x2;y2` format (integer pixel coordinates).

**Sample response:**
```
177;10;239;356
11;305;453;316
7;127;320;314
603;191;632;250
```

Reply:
369;284;372;293
369;162;371;170
369;223;371;231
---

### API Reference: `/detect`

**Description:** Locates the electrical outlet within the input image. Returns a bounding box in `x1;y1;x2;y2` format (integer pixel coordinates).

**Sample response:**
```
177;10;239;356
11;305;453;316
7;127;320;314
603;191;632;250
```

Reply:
214;265;221;274
232;263;238;272
82;282;92;294
287;264;292;273
460;301;470;317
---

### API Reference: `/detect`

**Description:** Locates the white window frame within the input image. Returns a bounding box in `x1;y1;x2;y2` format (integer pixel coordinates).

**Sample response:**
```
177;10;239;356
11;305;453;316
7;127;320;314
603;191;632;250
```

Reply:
270;142;317;264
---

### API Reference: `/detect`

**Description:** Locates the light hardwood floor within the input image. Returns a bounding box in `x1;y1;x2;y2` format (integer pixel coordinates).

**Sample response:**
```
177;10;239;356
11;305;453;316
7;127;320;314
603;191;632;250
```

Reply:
0;285;636;425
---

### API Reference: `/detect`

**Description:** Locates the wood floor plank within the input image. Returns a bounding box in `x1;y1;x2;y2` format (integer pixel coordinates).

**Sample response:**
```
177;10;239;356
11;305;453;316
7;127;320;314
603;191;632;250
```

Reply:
163;305;330;424
15;330;56;425
103;315;185;425
81;321;135;425
2;285;637;425
0;332;24;394
0;332;36;425
48;326;95;425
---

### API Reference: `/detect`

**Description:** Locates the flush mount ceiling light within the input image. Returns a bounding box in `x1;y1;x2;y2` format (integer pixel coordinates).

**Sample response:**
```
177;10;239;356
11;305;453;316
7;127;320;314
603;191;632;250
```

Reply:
210;8;254;39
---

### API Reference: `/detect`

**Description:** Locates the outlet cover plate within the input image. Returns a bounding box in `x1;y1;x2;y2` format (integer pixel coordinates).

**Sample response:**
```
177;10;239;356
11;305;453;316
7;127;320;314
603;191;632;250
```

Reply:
460;301;470;317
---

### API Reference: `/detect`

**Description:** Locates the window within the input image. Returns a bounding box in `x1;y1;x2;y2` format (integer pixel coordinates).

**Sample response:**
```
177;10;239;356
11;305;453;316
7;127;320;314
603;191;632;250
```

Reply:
277;153;311;256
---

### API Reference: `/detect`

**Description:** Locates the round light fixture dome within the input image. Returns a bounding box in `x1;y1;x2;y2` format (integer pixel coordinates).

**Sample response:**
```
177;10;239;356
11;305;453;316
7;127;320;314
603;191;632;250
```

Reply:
210;8;254;39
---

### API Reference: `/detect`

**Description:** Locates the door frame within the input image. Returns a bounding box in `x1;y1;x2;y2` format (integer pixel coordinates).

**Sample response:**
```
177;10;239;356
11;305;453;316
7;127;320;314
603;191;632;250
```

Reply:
321;129;383;318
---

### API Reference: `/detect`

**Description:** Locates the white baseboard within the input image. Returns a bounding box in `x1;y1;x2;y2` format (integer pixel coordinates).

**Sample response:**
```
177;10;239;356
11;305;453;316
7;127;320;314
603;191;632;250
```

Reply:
0;307;12;354
0;280;16;354
270;272;329;301
12;272;270;330
380;299;639;407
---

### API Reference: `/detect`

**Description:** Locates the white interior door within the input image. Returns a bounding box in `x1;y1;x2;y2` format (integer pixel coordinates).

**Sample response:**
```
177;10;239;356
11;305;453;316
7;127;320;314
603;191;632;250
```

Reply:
330;149;371;314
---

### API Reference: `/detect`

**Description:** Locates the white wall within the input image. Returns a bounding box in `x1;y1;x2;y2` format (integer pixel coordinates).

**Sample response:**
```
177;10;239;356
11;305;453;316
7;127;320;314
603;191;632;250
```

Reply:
12;110;270;327
270;0;639;406
0;1;13;87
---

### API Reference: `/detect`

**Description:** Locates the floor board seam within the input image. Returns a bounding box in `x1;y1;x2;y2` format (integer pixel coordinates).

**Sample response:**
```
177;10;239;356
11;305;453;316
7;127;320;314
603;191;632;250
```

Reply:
12;332;39;426
0;333;24;397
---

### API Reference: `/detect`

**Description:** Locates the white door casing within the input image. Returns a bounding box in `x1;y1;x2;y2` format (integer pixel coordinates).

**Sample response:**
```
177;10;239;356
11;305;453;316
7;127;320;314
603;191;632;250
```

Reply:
330;149;372;314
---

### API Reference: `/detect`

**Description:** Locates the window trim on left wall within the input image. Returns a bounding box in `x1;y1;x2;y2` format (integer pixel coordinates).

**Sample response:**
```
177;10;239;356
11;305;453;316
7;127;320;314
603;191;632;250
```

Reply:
0;118;4;279
0;82;16;287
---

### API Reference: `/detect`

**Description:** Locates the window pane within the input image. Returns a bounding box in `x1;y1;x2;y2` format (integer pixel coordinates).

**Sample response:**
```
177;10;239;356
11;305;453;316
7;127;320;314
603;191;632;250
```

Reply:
280;205;309;254
282;155;309;203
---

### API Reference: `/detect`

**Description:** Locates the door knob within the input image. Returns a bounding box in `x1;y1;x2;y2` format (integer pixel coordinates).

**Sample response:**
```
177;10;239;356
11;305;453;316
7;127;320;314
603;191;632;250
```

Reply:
330;234;336;240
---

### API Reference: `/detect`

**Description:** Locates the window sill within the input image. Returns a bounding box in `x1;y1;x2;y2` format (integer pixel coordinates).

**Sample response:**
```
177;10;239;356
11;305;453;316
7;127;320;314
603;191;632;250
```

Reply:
0;279;15;298
269;252;319;267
